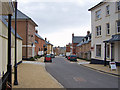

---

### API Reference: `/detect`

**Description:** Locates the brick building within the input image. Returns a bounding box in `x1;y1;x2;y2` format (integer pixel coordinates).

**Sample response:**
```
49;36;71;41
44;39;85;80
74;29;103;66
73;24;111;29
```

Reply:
35;30;45;56
5;10;38;59
66;43;72;56
76;31;91;60
72;33;84;55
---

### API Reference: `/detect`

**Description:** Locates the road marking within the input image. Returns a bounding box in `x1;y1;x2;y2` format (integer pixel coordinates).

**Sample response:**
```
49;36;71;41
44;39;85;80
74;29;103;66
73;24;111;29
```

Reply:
73;77;87;82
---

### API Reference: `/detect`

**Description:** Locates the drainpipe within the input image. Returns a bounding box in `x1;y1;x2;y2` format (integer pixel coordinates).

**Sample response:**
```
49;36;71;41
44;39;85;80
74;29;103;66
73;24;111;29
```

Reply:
104;43;107;66
14;0;18;85
7;14;12;88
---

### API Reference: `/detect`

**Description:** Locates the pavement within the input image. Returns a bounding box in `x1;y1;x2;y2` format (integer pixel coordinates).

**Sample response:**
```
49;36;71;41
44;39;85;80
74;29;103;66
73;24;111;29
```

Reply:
46;57;118;88
12;57;63;88
77;59;120;76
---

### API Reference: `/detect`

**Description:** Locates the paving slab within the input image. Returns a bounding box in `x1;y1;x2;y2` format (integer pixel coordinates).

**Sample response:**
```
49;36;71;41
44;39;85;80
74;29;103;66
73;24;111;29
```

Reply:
12;62;62;88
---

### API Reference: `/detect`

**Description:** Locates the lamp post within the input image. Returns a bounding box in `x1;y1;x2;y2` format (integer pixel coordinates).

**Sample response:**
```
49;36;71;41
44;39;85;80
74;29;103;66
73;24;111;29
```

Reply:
14;0;18;85
7;14;12;88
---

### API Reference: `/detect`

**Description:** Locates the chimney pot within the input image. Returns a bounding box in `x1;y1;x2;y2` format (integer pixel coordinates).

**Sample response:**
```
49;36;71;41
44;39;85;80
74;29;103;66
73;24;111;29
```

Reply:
35;30;38;34
72;33;74;37
87;31;90;35
45;38;47;41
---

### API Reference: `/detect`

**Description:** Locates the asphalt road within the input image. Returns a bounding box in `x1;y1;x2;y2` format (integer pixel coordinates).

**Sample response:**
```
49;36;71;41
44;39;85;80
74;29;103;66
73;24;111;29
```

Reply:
45;57;119;88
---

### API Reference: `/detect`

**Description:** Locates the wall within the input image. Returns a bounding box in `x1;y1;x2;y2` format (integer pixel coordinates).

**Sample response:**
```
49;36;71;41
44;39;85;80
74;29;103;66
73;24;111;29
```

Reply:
91;2;119;62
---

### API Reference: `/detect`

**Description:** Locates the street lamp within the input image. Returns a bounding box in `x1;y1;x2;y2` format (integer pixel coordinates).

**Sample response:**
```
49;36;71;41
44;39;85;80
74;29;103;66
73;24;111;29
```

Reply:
14;0;18;85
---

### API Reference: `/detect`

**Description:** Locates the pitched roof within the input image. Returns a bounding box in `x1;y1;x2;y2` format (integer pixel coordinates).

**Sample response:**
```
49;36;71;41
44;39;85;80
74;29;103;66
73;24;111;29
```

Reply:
77;34;91;47
45;41;53;46
0;16;22;40
4;10;38;26
72;36;84;43
35;33;44;40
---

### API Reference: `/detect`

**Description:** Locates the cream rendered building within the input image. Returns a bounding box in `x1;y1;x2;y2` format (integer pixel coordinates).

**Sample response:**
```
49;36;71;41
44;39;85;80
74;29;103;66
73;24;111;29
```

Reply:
89;0;120;65
0;16;22;78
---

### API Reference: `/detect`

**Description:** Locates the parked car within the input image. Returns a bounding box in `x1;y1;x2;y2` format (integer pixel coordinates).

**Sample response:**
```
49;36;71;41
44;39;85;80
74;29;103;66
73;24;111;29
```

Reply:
44;54;52;62
51;54;55;58
68;55;77;61
67;55;70;60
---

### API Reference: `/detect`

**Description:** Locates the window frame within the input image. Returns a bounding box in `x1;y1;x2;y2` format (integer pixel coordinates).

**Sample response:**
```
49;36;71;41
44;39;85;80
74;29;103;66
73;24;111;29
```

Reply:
96;25;101;36
116;1;120;11
96;44;101;57
96;10;101;20
106;23;110;35
106;5;110;16
117;20;120;33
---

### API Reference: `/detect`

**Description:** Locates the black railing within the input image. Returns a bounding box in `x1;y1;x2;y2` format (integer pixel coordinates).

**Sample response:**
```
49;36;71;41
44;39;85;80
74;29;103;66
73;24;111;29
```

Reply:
0;72;11;90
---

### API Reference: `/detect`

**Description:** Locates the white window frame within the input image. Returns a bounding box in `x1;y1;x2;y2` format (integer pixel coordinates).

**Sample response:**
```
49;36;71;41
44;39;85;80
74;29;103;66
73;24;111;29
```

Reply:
117;20;120;33
96;10;101;20
106;23;110;35
116;1;120;11
106;5;110;15
96;44;101;57
96;26;101;36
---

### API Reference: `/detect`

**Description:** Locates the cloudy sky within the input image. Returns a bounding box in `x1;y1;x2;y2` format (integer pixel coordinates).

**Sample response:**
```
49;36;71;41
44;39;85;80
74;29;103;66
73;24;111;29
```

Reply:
17;0;102;47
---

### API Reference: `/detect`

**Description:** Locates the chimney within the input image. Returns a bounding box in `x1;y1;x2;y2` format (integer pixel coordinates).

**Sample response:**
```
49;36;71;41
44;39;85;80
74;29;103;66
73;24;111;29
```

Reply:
35;30;38;34
87;31;90;35
72;33;74;37
45;38;47;41
48;41;49;43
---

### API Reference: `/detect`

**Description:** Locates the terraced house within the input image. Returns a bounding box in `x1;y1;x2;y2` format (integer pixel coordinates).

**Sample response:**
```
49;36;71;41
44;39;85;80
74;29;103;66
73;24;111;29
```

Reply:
35;30;45;56
89;0;120;65
5;10;38;60
76;31;91;60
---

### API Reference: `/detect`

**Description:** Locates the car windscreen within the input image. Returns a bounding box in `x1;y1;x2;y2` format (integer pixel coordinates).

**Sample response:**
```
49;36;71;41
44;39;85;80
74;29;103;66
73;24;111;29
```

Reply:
71;55;76;57
46;55;51;57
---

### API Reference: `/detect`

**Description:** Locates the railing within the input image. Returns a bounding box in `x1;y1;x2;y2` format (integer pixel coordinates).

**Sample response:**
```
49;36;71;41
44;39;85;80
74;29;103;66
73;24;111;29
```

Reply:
0;72;11;90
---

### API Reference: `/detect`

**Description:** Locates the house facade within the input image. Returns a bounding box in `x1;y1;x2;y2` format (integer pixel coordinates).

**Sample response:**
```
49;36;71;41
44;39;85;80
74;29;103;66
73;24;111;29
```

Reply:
72;33;84;55
6;10;38;59
0;15;22;89
89;0;120;65
66;43;72;56
35;30;45;56
45;38;53;54
76;31;91;60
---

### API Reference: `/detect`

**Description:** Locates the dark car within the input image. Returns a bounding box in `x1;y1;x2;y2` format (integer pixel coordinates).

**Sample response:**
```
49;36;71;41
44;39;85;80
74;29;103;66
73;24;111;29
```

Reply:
69;55;77;61
44;55;52;62
50;54;55;58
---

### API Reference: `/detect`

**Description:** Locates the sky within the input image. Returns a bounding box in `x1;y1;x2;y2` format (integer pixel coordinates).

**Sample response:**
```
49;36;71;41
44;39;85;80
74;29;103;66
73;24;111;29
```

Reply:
17;0;102;47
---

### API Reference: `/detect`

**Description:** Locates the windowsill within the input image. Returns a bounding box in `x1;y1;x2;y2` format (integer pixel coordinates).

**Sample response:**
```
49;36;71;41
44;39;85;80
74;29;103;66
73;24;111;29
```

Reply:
116;32;120;35
106;34;110;36
95;56;102;59
115;10;120;13
105;14;110;17
95;18;102;21
95;35;102;38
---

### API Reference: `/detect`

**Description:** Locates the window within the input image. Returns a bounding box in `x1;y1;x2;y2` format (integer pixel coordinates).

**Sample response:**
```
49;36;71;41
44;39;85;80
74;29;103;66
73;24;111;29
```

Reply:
106;5;110;15
96;10;101;19
106;23;110;35
96;45;101;57
117;1;120;11
96;26;101;36
107;44;110;58
117;20;120;33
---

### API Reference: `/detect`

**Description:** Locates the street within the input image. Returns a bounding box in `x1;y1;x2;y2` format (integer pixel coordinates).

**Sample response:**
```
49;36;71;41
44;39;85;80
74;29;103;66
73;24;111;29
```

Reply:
45;57;118;88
